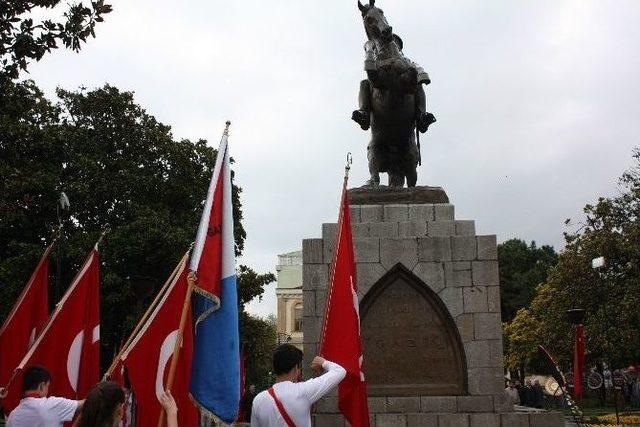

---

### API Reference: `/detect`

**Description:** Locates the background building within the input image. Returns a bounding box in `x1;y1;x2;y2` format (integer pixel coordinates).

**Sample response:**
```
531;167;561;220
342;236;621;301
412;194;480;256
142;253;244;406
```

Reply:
275;250;303;349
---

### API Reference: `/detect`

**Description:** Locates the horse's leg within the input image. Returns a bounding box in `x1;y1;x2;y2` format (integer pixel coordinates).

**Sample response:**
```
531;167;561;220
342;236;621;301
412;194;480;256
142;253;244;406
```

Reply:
366;142;380;187
405;136;419;187
389;171;405;187
406;168;417;187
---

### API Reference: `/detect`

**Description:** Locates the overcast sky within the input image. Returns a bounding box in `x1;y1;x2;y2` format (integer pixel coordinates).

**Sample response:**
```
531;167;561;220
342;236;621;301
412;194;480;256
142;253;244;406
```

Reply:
25;0;640;317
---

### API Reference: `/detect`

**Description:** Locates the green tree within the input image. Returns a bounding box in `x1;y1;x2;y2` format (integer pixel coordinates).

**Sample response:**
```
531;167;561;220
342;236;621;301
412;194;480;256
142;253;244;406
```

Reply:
498;239;558;322
504;149;640;370
237;266;277;389
0;79;279;373
1;1;112;79
503;308;542;375
240;312;277;390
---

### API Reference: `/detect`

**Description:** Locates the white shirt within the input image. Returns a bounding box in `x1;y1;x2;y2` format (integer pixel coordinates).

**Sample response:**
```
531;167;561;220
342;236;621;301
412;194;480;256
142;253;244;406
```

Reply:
6;396;79;427
251;360;346;427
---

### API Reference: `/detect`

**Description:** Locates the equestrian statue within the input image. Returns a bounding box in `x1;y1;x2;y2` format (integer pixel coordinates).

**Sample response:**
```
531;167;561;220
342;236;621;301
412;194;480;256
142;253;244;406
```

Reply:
352;0;436;187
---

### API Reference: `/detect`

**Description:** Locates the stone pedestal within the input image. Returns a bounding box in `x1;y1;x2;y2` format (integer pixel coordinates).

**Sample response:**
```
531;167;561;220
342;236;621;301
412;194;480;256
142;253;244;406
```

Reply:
301;189;563;427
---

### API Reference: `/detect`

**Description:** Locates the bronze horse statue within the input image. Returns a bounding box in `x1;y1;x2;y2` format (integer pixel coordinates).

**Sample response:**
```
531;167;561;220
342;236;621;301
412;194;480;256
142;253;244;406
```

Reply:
352;0;436;187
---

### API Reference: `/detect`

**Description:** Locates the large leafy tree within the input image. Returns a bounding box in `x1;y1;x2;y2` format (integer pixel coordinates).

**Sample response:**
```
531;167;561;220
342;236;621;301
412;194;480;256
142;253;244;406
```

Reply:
498;239;558;322
0;79;276;373
504;149;640;371
1;0;112;79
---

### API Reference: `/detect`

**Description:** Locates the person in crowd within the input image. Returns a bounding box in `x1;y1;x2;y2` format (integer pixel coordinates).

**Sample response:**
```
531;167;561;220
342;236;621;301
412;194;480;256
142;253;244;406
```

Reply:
75;381;178;427
504;380;520;406
251;344;346;427
242;384;257;421
522;379;534;407
74;382;124;427
632;378;640;407
6;365;84;427
531;379;544;408
515;379;525;405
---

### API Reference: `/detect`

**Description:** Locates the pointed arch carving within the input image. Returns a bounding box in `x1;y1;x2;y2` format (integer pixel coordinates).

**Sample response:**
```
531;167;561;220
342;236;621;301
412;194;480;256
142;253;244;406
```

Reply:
360;263;468;396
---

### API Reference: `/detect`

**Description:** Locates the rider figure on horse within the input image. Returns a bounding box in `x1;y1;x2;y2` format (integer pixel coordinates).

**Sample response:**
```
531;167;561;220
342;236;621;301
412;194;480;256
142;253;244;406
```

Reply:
352;34;436;134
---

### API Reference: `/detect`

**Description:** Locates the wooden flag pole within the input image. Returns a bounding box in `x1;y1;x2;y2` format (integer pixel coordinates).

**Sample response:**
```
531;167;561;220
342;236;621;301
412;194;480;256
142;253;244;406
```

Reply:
103;251;189;380
157;270;196;427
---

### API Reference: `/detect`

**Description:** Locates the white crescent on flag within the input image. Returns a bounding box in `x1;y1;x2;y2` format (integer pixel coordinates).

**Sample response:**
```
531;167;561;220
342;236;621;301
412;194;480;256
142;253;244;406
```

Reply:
67;326;99;392
155;330;178;401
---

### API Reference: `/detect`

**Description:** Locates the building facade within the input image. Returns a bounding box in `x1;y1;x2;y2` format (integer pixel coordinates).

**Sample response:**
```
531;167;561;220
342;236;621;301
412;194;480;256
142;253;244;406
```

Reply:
275;250;303;349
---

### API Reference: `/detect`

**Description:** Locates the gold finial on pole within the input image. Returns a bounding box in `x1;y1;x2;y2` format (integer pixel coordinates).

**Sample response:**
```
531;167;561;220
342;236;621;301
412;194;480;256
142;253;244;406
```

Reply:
94;226;110;251
223;120;231;136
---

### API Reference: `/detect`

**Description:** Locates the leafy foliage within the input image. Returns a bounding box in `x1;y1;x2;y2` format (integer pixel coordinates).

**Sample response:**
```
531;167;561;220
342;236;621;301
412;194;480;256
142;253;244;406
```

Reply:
0;1;112;79
498;239;558;322
502;308;542;372
504;149;640;371
0;79;279;373
238;265;275;307
240;312;277;390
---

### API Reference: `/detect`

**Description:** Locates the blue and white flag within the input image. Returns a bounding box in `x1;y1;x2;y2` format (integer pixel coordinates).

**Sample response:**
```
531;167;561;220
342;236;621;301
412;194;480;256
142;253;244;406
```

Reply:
189;122;240;423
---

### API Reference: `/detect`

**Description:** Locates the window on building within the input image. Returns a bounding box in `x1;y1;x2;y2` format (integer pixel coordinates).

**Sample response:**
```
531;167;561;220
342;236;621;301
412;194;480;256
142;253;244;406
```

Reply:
293;303;303;332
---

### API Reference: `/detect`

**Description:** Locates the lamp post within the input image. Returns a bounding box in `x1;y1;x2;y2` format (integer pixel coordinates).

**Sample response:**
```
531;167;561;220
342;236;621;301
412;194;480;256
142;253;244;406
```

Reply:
592;256;618;412
567;308;586;401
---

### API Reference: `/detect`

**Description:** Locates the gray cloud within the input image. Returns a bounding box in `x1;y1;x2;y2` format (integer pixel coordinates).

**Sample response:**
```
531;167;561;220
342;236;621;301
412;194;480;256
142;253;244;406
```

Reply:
25;0;640;317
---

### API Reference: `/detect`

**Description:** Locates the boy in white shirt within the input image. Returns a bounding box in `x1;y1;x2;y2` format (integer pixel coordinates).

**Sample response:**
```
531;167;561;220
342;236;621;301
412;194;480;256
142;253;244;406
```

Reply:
251;344;346;427
6;365;83;427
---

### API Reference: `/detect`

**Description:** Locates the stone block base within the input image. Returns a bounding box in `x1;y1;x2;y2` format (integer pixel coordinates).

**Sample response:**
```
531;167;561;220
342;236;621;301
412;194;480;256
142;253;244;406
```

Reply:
313;411;564;427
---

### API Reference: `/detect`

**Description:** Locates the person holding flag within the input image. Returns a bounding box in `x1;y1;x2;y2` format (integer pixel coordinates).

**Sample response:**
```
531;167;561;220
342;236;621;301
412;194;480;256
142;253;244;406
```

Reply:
250;344;346;427
5;365;83;427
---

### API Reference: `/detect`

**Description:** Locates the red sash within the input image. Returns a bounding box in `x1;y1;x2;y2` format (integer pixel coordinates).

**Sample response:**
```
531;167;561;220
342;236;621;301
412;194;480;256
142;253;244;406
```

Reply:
268;387;296;427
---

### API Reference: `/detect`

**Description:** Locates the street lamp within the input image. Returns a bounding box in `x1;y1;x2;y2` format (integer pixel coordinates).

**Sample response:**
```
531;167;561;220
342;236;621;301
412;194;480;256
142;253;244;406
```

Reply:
591;256;605;269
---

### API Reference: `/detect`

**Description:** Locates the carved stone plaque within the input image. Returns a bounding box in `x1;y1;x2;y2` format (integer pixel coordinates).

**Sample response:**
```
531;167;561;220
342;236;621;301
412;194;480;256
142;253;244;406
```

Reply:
361;264;466;396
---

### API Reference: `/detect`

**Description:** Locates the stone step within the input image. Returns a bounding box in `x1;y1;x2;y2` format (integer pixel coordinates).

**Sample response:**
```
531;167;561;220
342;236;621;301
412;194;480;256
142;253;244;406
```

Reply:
349;204;456;224
313;411;565;427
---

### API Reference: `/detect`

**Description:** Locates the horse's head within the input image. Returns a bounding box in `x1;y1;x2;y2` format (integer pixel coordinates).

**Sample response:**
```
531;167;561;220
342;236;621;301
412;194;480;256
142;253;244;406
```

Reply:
358;0;393;44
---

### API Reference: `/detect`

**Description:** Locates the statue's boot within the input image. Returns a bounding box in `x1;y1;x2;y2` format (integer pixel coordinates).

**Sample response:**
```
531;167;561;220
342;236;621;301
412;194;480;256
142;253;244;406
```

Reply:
417;112;436;133
351;109;370;131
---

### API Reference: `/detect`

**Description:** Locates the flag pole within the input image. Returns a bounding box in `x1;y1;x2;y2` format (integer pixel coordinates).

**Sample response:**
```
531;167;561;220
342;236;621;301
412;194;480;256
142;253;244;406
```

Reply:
104;250;190;380
319;152;352;352
157;270;196;427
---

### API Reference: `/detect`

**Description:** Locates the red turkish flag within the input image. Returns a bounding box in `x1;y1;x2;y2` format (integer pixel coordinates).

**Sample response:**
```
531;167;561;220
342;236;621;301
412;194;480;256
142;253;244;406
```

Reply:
117;258;199;427
0;245;51;393
319;184;370;427
2;249;100;412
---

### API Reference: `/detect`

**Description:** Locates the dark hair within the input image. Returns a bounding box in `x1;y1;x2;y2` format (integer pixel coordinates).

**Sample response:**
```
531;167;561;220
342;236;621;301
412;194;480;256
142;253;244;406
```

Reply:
76;381;125;427
273;344;303;376
23;365;51;393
